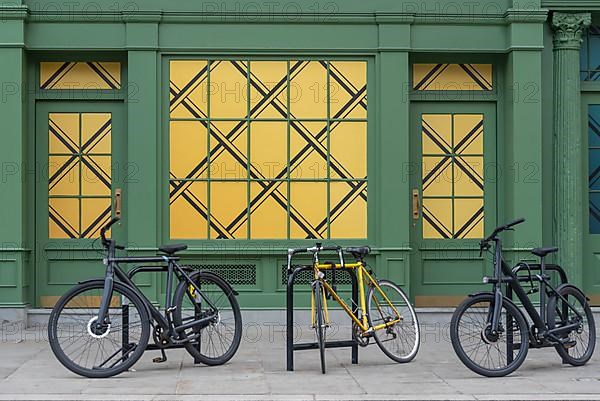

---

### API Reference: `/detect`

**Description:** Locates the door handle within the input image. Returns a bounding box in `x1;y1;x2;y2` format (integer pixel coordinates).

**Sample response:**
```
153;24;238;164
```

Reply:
412;189;420;219
114;188;122;218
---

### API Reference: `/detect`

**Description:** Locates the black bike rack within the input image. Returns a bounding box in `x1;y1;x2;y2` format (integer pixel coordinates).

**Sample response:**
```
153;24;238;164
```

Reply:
505;263;569;363
122;265;201;364
286;265;359;371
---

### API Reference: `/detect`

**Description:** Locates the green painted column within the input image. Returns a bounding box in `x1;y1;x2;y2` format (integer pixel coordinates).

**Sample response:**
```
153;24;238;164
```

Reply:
0;6;29;312
551;12;591;286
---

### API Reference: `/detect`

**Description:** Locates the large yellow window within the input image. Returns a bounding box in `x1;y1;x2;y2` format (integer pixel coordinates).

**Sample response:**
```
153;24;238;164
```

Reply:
413;64;492;91
40;62;121;90
169;59;368;239
48;113;112;238
421;114;484;239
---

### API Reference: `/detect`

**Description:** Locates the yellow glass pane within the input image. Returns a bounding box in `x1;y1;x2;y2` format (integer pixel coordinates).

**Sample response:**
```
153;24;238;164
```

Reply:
454;114;483;154
49;198;79;239
170;181;208;239
81;113;111;154
210;181;248;239
49;156;79;196
170;60;209;118
249;61;288;119
413;63;492;91
250;121;287;179
209;121;248;180
81;198;111;239
40;62;121;90
454;156;484;197
329;61;367;119
422;156;452;197
209;60;248;119
454;198;484;239
422;114;452;154
250;181;287;239
330;182;367;239
289;61;327;119
290;181;327;239
289;121;327;179
170;121;208;180
81;156;111;196
49;113;79;153
422;198;452;239
330;121;367;179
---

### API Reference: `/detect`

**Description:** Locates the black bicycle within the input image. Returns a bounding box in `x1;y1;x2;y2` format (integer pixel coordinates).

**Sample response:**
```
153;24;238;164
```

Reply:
450;218;596;377
48;217;243;378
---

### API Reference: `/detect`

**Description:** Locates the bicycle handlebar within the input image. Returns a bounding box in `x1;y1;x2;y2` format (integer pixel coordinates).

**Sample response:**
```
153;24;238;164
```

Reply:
100;217;121;248
480;217;526;252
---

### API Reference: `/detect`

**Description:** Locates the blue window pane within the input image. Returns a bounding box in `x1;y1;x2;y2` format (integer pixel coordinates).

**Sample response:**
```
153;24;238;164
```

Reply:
589;34;600;80
581;27;600;81
590;193;600;234
590;105;600;146
590;149;600;189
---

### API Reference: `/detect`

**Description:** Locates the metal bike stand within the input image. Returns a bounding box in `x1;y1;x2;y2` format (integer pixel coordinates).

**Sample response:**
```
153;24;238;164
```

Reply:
505;263;569;364
286;265;359;371
121;265;202;364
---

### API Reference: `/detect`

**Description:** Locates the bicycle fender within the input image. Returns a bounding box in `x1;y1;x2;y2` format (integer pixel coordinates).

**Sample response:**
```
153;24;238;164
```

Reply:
467;291;494;298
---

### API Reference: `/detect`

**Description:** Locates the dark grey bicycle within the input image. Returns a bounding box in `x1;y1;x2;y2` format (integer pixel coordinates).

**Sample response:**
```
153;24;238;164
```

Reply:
48;217;242;378
450;218;596;377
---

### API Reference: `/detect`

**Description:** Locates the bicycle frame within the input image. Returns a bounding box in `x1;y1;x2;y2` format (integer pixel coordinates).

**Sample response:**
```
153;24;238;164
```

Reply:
95;240;219;340
311;261;402;333
488;237;583;341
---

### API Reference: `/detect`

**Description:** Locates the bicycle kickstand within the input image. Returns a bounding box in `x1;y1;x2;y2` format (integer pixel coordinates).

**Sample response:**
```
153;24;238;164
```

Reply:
153;349;168;363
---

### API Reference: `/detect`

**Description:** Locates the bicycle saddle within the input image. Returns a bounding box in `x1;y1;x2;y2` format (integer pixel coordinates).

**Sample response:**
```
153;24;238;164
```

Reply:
346;246;371;258
530;246;558;257
158;244;188;254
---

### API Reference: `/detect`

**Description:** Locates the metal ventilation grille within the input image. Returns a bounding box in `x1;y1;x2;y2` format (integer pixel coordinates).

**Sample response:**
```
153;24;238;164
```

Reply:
190;264;257;286
281;265;353;286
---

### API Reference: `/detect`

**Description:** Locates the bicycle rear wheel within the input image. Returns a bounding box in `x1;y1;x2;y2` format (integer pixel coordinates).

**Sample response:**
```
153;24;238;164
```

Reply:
173;270;242;366
450;293;529;377
547;284;596;366
312;281;327;374
367;279;420;363
48;280;150;378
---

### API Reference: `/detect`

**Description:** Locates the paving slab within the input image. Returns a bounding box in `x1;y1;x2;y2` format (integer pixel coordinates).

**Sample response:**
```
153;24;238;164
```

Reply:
0;322;598;400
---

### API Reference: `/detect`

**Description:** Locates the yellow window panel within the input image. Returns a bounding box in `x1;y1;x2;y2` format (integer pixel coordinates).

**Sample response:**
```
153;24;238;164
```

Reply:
81;155;111;196
249;61;288;119
250;181;287;239
250;121;287;179
41;62;121;90
209;60;248;119
209;120;248;180
329;61;367;119
422;198;453;239
289;60;327;119
330;121;367;179
290;181;327;239
169;181;208;239
453;156;484;197
422;114;452;154
422;156;452;197
49;113;79;153
329;181;367;239
289;121;327;180
209;181;248;239
170;121;208;180
81;198;111;239
454;198;484;239
81;113;111;154
49;198;79;239
413;64;492;91
169;60;209;118
454;114;483;154
48;155;79;196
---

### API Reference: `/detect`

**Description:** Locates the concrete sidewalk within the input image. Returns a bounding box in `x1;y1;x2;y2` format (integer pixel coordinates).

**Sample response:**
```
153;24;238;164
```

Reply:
0;320;599;401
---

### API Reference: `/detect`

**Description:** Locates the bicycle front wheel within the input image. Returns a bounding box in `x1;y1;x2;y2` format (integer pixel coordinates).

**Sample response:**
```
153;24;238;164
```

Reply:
173;270;242;366
367;279;420;363
312;280;327;374
48;280;150;378
547;284;596;366
450;293;529;377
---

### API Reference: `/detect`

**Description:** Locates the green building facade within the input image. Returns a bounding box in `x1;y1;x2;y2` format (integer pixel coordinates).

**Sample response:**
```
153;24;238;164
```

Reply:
1;0;600;318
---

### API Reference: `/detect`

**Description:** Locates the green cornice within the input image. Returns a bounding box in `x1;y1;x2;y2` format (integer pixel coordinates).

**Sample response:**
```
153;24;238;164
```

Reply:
0;5;27;20
542;0;600;11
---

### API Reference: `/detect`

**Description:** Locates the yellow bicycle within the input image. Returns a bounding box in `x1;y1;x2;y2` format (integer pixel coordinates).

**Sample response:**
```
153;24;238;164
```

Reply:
287;243;420;373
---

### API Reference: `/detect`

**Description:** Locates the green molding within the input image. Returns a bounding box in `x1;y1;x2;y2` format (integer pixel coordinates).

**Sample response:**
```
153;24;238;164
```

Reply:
0;5;28;20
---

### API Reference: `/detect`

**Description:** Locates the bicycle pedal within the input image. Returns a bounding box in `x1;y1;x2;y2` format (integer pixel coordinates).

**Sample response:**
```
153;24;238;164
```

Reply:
562;339;577;349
